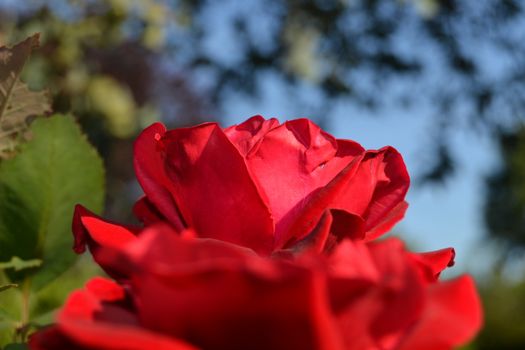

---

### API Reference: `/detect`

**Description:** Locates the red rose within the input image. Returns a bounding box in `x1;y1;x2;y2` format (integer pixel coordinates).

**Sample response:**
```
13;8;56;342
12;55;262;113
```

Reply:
70;116;407;277
30;224;482;350
130;115;409;255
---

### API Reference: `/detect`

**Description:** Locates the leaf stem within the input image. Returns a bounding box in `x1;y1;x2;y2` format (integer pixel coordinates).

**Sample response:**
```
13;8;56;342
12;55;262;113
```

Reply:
14;278;32;342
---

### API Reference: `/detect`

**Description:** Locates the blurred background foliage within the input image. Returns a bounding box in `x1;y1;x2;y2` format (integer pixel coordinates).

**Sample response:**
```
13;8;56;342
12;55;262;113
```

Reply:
0;0;525;347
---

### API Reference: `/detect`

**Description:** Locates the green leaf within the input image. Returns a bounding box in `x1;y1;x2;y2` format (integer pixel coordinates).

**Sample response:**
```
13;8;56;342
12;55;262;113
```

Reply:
0;34;51;159
0;257;42;272
0;284;17;293
30;256;102;323
0;272;21;346
0;114;105;290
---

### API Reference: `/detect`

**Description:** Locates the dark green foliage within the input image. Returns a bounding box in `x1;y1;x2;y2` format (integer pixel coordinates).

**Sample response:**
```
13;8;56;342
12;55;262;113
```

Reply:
473;277;525;349
485;127;525;250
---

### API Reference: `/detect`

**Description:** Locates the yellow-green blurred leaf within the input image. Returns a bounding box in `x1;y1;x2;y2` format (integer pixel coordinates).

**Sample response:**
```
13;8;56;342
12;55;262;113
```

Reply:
87;75;137;138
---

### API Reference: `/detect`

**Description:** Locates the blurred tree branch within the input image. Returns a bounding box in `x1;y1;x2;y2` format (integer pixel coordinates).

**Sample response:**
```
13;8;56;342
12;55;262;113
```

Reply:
1;0;524;215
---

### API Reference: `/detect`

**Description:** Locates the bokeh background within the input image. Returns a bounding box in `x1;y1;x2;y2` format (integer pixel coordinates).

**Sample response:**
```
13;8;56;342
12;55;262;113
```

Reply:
1;0;524;348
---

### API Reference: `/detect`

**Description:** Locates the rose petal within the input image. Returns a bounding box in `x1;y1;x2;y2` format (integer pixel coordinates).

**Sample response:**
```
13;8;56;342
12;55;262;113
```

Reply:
329;209;366;242
134;123;186;231
331;239;425;349
363;147;410;236
396;275;483;350
72;205;138;278
28;326;84;350
133;195;167;225
411;247;456;282
245;119;364;245
282;210;333;254
367;239;426;347
55;277;196;350
331;147;410;239
280;155;364;248
130;243;340;349
123;224;257;272
364;200;408;241
223;115;280;156
158;123;275;254
72;205;138;254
